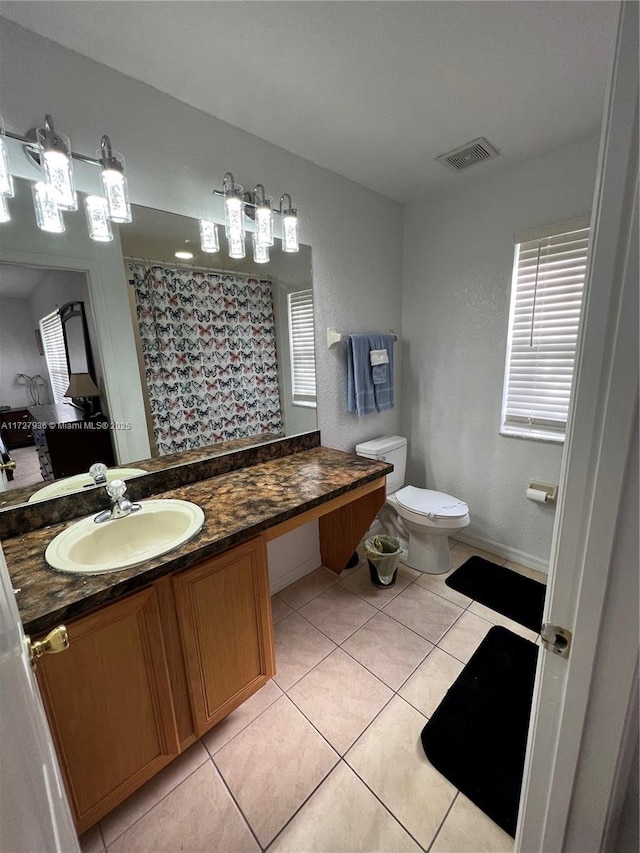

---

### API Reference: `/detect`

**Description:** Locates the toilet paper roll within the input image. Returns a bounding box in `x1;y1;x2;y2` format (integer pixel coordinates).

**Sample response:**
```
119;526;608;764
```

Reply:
526;488;549;504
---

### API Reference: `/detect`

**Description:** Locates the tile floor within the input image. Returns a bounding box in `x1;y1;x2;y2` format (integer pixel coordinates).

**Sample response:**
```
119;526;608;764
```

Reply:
79;541;546;853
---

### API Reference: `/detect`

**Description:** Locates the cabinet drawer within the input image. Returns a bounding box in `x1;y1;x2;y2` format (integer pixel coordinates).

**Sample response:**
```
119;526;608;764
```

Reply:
0;409;34;448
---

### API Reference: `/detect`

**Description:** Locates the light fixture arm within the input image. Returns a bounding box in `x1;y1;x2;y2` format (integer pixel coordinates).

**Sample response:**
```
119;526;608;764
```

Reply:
279;192;296;215
253;183;266;206
99;134;122;172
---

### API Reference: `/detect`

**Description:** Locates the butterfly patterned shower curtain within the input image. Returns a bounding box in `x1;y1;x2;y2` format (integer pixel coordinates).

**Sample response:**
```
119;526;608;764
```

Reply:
133;264;284;456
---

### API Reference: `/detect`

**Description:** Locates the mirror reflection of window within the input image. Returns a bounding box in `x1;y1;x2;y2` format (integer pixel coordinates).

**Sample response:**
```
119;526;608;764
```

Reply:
288;289;317;408
39;310;69;404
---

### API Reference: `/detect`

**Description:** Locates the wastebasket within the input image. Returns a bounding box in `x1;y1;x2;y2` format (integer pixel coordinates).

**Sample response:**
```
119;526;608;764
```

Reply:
364;534;404;588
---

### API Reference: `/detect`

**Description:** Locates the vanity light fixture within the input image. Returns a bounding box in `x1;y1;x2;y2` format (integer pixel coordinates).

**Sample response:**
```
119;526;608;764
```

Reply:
252;230;270;264
253;184;274;247
279;193;299;253
32;181;65;233
0;118;14;198
228;232;246;259
223;172;244;239
199;219;220;253
212;173;300;263
84;195;113;242
0;114;135;241
99;135;132;223
37;114;77;211
223;172;246;259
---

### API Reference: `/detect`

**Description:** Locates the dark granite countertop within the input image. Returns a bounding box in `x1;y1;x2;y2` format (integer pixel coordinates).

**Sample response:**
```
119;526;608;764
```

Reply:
1;431;286;511
5;447;391;636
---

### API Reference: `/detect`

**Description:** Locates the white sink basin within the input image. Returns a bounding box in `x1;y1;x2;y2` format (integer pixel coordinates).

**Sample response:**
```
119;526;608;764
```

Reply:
29;468;147;503
45;499;205;574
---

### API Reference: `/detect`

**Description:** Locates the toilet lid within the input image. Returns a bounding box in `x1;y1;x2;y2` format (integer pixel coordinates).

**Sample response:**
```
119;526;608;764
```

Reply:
395;486;468;519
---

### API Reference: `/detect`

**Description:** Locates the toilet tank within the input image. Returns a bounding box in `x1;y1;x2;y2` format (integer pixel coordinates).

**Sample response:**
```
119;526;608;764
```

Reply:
355;435;407;495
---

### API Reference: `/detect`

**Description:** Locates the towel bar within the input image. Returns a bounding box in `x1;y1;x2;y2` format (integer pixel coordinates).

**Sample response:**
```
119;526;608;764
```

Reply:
326;328;398;348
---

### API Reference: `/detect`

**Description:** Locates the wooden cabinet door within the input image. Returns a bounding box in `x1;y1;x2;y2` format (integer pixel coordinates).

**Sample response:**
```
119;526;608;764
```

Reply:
173;537;275;737
36;587;179;833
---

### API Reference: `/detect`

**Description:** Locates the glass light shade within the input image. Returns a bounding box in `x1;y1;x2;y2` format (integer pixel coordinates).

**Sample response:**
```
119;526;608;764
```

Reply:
228;231;246;260
282;212;299;253
252;231;269;264
224;185;244;241
37;126;77;211
32;182;65;233
101;166;131;223
199;219;220;253
255;201;274;247
84;195;113;242
0;193;10;223
0;130;14;197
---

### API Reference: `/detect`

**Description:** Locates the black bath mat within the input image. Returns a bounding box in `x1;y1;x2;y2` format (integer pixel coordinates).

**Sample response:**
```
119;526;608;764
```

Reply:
421;626;538;837
446;556;546;633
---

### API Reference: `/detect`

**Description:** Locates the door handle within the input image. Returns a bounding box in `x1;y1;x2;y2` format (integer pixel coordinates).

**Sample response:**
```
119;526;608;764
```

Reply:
0;460;16;472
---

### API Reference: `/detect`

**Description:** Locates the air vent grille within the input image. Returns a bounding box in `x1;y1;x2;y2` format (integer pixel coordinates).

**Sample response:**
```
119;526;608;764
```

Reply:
436;137;499;172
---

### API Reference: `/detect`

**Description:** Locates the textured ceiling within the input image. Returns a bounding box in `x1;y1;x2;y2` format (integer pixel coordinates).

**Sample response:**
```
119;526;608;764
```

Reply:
0;1;619;202
0;264;48;299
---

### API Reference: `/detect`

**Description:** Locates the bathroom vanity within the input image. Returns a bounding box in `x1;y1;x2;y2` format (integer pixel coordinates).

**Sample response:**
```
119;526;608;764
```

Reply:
3;442;391;832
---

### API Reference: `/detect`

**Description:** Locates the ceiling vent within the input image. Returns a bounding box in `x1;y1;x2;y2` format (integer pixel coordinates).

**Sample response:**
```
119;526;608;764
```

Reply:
436;137;499;172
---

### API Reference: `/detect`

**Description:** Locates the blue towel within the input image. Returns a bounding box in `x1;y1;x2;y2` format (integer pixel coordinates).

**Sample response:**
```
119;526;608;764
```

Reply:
372;364;387;384
347;334;395;416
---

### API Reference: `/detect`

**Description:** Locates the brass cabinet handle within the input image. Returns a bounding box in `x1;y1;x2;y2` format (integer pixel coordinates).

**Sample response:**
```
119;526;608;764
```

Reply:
27;625;69;667
0;460;16;472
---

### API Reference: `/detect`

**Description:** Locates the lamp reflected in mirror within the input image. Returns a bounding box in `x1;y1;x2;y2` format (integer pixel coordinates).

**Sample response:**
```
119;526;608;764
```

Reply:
64;372;100;417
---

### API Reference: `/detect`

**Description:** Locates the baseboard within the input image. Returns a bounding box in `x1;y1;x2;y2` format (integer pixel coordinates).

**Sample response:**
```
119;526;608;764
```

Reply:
269;557;323;595
454;532;549;574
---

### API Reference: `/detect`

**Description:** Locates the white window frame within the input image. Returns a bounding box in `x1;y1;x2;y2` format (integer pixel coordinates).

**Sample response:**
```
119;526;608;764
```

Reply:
39;309;69;405
287;289;316;409
500;217;590;443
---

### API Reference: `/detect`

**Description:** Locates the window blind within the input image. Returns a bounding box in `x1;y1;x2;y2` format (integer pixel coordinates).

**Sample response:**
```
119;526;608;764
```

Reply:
288;289;316;407
40;309;69;404
501;222;590;441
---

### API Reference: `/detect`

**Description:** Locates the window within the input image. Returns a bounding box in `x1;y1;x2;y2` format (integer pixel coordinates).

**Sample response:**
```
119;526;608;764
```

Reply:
40;309;69;404
288;289;316;407
501;218;590;442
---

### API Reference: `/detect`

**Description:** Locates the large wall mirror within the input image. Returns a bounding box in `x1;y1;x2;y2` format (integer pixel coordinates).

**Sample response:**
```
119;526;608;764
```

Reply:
0;177;317;510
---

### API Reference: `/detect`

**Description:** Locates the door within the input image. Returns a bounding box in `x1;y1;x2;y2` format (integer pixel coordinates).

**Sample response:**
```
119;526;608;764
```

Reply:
36;586;180;834
0;543;79;852
516;4;638;850
173;537;275;736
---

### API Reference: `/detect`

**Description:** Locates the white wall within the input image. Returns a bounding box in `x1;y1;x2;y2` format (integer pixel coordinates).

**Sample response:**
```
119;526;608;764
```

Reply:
0;297;46;407
402;136;599;568
0;19;404;455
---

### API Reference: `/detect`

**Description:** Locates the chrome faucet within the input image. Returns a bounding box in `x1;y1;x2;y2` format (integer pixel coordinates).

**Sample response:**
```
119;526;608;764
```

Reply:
94;479;141;524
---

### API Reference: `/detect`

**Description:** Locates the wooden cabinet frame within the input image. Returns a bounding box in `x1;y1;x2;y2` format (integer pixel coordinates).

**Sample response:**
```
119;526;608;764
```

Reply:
36;587;179;834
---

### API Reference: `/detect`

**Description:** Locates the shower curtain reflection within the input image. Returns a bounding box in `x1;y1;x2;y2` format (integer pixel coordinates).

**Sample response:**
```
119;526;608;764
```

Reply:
133;264;284;456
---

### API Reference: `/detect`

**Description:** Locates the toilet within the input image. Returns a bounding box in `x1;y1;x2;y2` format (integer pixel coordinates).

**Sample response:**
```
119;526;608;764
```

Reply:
355;435;470;574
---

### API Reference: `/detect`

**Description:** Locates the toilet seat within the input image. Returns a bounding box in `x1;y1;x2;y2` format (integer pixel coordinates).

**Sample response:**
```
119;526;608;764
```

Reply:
395;486;468;520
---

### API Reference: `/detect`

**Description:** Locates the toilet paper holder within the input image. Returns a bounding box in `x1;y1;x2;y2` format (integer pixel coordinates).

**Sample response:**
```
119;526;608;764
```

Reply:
527;482;558;503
